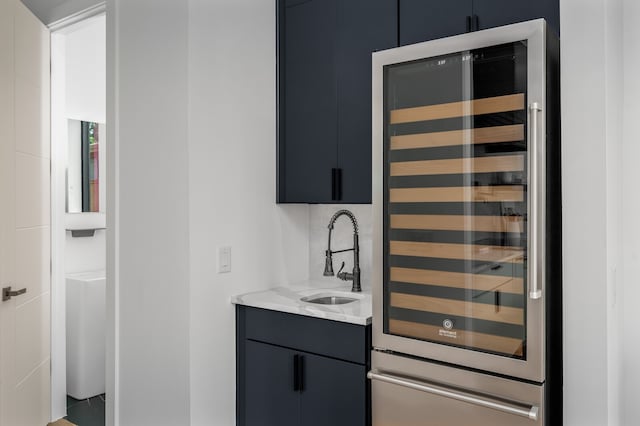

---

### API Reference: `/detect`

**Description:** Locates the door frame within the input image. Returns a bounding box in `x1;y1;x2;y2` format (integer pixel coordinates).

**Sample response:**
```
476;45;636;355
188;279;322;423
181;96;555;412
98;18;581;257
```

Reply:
48;3;118;425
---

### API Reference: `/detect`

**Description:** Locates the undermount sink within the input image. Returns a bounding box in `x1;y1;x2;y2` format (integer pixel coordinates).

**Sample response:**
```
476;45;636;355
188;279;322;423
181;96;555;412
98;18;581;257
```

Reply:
302;295;357;305
300;291;363;305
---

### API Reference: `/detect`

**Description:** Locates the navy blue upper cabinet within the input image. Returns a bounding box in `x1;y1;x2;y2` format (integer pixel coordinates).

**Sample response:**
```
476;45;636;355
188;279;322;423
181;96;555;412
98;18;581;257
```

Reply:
399;0;559;46
336;0;398;203
279;0;337;203
278;0;558;203
473;0;559;36
399;0;473;46
277;0;397;203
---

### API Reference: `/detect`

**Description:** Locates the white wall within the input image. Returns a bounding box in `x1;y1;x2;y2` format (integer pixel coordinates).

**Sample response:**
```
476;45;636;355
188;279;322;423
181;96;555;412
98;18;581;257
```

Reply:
65;16;106;123
187;1;309;424
54;15;106;278
561;0;609;424
561;0;623;424
621;0;640;425
110;0;191;424
604;0;623;424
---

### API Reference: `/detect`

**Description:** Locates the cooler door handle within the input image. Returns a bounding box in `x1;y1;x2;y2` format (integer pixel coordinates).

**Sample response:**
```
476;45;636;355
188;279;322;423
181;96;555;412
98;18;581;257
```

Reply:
367;371;539;421
529;102;543;300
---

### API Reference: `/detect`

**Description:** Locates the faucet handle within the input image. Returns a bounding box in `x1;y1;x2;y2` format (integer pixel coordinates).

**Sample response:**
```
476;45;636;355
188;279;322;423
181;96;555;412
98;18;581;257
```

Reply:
337;262;346;275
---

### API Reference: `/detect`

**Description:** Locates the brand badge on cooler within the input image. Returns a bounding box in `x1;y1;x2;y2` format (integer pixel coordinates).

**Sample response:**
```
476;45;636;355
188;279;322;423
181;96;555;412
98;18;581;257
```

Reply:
439;319;457;339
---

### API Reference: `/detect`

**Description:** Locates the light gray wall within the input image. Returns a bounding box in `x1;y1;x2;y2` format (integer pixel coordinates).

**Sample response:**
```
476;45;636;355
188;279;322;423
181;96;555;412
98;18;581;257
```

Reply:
63;16;107;275
561;0;610;424
561;0;624;424
108;0;191;424
108;0;311;425
622;0;640;425
187;0;310;424
604;0;623;424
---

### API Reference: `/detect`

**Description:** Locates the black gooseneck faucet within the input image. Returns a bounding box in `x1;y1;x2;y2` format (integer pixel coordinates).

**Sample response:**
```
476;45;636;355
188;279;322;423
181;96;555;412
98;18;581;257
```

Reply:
323;209;361;292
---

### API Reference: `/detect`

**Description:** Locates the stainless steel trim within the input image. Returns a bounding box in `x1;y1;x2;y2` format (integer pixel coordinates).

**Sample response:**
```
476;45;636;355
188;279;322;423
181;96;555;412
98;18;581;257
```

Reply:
529;102;542;300
371;19;548;382
368;371;539;421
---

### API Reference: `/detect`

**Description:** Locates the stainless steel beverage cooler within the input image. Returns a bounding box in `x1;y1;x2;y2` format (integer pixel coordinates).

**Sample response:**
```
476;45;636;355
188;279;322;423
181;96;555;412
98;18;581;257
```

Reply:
370;19;561;425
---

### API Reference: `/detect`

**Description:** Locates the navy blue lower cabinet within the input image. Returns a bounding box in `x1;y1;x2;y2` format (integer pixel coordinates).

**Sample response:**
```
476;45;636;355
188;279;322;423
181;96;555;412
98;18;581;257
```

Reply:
243;341;300;426
236;306;371;426
276;0;397;203
299;353;368;426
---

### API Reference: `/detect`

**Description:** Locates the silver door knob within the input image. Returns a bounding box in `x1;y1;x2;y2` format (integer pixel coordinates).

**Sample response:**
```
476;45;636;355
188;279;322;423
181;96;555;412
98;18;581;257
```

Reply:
2;286;27;301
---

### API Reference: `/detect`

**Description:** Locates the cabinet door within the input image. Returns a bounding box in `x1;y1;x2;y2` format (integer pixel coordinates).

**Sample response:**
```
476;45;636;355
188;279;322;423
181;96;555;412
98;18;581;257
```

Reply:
336;0;397;203
473;0;559;36
244;340;300;426
399;0;473;46
299;353;368;426
279;0;337;203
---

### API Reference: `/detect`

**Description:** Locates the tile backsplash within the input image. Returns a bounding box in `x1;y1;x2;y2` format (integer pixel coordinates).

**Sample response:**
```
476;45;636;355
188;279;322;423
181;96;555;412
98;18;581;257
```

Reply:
309;205;373;290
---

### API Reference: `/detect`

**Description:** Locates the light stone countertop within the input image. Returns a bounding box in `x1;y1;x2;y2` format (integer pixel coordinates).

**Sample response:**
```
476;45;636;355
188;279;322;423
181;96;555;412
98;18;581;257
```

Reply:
231;281;372;326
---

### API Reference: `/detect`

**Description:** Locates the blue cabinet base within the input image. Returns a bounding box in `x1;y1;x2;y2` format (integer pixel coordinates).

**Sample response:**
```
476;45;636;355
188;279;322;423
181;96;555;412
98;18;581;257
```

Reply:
236;306;372;426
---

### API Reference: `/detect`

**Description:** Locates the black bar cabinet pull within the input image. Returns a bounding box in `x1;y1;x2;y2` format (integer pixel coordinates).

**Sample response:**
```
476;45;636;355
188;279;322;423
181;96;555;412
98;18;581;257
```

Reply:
331;168;342;201
297;355;304;392
331;168;338;201
293;354;300;391
473;14;479;31
466;15;472;32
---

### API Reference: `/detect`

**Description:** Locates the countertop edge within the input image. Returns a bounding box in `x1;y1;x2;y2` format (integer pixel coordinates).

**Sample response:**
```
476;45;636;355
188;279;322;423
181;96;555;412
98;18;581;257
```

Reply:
231;296;372;326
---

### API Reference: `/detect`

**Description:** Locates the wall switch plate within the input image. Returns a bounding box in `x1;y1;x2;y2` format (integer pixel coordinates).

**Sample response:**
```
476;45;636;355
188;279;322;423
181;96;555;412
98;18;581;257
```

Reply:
218;246;231;273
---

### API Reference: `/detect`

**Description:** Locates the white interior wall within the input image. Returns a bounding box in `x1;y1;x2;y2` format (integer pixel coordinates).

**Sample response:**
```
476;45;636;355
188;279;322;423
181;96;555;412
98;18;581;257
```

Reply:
65;16;105;123
111;0;192;423
561;0;624;424
621;0;640;425
187;1;310;424
561;0;609;424
604;0;623;424
61;15;106;277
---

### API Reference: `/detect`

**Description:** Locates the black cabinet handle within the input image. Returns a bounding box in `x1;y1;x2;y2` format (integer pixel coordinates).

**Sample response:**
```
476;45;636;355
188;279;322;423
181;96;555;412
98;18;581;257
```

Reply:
473;15;479;31
331;169;337;201
466;15;472;32
298;355;304;392
293;354;305;392
293;354;300;391
331;168;342;201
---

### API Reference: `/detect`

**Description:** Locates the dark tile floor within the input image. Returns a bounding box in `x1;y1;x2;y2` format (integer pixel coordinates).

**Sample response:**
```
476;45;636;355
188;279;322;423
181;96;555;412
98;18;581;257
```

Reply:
66;394;105;426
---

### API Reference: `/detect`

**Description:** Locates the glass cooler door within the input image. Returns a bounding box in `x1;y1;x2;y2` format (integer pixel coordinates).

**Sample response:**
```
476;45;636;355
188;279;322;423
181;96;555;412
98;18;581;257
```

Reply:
383;41;530;360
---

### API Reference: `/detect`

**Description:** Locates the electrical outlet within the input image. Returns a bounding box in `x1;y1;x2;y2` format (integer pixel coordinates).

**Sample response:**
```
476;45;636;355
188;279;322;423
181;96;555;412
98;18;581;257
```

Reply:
218;246;231;273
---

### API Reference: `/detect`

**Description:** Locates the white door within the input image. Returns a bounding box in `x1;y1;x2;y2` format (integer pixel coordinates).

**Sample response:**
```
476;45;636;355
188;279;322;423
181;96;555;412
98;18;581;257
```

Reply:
0;0;51;425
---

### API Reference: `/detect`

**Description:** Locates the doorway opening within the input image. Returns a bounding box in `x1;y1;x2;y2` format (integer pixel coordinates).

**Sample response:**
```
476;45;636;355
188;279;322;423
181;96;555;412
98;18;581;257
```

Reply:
50;10;106;426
